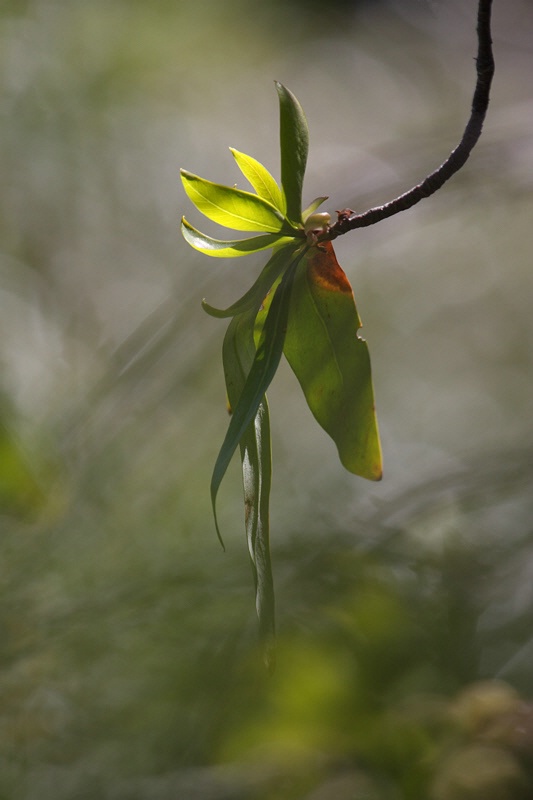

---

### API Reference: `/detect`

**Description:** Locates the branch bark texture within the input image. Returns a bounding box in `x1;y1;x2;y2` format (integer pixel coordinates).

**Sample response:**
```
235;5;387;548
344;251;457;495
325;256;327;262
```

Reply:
329;0;494;239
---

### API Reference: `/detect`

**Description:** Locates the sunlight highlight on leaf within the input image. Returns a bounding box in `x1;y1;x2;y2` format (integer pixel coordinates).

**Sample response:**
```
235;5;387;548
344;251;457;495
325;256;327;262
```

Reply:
181;217;289;257
180;169;288;232
230;148;286;214
180;82;382;658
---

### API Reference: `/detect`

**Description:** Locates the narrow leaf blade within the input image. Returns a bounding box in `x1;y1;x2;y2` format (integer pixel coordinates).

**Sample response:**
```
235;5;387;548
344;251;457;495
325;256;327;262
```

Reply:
302;196;328;221
202;241;300;319
230;148;286;214
283;241;382;480
275;82;309;225
181;217;288;258
210;247;304;529
222;313;275;662
181;169;287;232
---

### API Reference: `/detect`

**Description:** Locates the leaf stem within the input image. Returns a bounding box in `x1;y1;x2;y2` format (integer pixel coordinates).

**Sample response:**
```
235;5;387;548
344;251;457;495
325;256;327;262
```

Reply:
328;0;494;239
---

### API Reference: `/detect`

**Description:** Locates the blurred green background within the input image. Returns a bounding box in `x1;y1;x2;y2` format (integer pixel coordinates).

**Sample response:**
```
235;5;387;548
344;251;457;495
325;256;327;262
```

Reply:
1;0;533;797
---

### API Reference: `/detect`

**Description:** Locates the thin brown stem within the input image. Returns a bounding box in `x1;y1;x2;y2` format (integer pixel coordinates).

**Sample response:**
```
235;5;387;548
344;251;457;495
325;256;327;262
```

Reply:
328;0;494;239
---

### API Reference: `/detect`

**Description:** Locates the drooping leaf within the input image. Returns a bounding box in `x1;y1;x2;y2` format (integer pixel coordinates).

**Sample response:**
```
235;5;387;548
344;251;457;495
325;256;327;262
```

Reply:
230;148;286;214
283;241;382;481
275;82;309;225
210;246;305;539
180;81;382;665
202;241;301;319
222;312;275;665
242;402;275;671
181;217;290;258
181;169;289;232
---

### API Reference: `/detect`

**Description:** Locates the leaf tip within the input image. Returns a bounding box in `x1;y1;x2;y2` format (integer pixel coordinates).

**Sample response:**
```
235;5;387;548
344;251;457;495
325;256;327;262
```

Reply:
274;81;291;102
366;451;383;482
213;511;226;551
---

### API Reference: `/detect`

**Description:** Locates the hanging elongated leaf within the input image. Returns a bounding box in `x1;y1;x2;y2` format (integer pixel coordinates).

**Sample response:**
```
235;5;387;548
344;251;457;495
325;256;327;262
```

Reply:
275;82;309;225
202;241;301;319
222;312;275;667
210;247;305;539
230;148;286;214
181;169;288;232
283;241;382;481
242;403;275;671
181;217;290;257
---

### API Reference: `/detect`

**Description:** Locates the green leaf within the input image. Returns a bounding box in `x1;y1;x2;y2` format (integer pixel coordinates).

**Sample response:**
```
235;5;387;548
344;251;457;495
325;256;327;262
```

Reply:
230;148;286;214
181;169;288;232
210;246;306;540
283;241;382;481
275;82;309;225
302;196;328;221
242;401;276;670
222;312;275;665
202;242;300;318
181;217;290;258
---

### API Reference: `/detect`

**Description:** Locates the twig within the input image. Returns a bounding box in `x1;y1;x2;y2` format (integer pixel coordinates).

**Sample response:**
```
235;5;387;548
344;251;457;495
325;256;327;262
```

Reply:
328;0;494;239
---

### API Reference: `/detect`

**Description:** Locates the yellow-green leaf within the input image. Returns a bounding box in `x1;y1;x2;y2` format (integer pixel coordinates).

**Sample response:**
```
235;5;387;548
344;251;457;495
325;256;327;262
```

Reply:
181;169;287;233
181;217;289;257
230;148;286;214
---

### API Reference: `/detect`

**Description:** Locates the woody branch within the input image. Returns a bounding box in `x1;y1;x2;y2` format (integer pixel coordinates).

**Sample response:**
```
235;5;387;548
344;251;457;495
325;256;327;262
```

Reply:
328;0;494;239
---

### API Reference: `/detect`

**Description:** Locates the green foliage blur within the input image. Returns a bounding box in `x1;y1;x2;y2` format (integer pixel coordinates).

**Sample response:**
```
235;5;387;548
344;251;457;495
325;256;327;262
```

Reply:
1;0;533;797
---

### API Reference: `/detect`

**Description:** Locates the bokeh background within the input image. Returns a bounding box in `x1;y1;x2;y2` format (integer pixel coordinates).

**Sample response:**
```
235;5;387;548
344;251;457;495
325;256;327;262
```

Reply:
1;0;533;797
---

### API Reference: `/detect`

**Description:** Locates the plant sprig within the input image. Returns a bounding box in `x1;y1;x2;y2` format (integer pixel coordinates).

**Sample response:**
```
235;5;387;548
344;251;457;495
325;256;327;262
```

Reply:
181;83;381;667
180;0;494;668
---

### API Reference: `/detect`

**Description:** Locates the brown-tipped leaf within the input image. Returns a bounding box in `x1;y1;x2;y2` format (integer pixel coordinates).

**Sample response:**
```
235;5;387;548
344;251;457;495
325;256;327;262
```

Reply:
283;241;382;480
